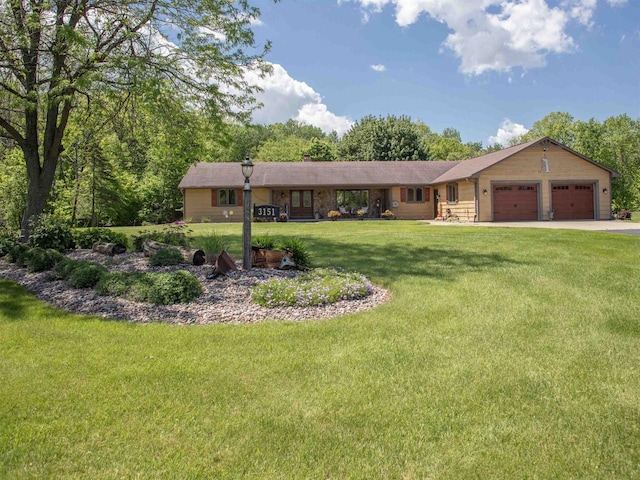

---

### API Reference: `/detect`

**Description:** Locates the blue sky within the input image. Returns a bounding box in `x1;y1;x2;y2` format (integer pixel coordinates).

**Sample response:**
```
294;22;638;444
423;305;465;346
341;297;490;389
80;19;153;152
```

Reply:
245;0;639;146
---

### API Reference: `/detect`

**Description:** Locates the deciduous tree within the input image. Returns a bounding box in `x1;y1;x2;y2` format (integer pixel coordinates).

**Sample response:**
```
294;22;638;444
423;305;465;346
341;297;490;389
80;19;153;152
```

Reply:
0;0;273;237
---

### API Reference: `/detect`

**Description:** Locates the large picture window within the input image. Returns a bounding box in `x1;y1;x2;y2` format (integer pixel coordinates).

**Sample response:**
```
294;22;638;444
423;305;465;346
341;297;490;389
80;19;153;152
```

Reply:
337;190;369;214
218;189;237;206
447;183;458;203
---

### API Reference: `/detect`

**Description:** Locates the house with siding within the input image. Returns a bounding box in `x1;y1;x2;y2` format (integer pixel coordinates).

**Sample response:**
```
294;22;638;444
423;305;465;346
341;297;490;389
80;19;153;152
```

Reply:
178;137;619;223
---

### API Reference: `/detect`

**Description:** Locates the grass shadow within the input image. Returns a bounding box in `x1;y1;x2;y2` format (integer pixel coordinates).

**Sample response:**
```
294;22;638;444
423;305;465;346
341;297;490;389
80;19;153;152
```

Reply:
299;238;526;282
0;279;29;320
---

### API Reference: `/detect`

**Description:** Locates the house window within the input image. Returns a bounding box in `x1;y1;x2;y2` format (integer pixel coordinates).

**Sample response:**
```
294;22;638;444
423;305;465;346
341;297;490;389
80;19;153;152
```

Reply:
218;189;237;206
336;190;369;213
447;183;458;203
407;187;424;203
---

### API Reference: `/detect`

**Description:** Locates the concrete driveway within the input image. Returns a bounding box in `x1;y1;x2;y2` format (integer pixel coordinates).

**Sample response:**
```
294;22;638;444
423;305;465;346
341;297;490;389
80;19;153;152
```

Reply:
425;220;640;236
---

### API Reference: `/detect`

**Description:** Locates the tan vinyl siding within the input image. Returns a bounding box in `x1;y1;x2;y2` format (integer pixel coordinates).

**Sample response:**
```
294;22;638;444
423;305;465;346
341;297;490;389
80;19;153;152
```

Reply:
183;188;271;223
432;181;477;221
389;186;434;220
476;145;612;221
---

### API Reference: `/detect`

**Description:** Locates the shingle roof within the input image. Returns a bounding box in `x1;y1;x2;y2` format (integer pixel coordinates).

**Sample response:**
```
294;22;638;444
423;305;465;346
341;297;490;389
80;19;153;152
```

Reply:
179;137;619;190
179;160;461;189
431;137;620;183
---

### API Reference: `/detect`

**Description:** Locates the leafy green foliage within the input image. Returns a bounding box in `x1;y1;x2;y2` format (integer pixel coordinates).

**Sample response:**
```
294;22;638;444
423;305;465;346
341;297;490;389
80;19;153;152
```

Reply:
96;270;201;305
28;214;75;252
49;259;108;288
24;248;64;273
0;230;19;257
146;271;202;305
195;233;227;263
149;248;184;267
251;234;277;250
133;222;193;251
278;237;312;269
6;244;30;267
68;263;109;289
338;115;428;161
74;228;129;250
250;268;372;307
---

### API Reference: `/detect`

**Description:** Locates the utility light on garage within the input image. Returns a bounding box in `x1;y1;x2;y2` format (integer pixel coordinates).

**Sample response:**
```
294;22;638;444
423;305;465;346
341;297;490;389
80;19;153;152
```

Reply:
603;188;608;195
483;189;488;196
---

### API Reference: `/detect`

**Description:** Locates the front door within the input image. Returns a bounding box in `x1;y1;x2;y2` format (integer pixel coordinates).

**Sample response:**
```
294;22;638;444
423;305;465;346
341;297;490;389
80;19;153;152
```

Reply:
290;190;313;218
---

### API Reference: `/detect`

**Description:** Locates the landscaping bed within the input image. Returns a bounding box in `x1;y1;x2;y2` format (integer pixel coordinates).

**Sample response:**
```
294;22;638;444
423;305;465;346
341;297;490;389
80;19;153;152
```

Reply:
0;250;389;324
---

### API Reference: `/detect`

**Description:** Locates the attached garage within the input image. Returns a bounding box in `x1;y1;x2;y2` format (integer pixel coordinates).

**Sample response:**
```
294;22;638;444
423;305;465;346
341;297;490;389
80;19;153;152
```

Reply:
492;184;539;221
551;184;595;220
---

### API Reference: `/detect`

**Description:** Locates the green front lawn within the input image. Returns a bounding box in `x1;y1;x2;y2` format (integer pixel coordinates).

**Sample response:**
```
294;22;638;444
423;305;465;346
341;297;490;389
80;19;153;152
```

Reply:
2;222;639;479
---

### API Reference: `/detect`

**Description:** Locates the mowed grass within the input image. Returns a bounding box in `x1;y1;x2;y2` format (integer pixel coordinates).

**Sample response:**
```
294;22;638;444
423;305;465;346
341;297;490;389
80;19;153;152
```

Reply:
1;221;639;479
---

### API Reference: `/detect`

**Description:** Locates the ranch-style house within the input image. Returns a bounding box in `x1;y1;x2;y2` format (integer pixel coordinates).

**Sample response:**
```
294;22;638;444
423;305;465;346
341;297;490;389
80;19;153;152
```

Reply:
178;137;619;223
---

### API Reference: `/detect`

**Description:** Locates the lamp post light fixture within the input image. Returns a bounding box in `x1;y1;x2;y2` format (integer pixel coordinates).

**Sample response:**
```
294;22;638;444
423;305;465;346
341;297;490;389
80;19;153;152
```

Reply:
242;156;254;270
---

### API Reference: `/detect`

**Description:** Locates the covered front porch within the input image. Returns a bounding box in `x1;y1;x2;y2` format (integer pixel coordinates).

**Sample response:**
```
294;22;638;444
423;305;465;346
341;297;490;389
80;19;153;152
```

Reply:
269;188;389;220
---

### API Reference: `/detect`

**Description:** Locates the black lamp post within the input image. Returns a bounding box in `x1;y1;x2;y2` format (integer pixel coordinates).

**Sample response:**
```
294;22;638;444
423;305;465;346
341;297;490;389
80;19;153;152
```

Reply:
242;156;254;270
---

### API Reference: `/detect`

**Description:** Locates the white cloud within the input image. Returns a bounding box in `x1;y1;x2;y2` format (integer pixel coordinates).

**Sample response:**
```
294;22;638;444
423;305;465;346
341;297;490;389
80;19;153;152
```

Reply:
344;0;630;75
246;63;354;136
488;119;529;146
371;64;386;72
296;104;355;137
562;0;597;26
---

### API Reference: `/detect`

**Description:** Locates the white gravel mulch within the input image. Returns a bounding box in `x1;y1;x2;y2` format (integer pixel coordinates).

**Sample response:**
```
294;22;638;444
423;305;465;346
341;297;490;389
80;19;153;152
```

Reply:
0;250;390;325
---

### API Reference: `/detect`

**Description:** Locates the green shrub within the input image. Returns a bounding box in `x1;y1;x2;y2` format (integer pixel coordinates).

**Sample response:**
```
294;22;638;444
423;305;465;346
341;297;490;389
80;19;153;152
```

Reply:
28;214;75;252
24;247;64;272
196;233;227;264
6;244;30;267
68;263;108;288
74;228;129;250
97;270;201;305
250;268;372;307
147;270;202;305
149;247;184;267
50;259;84;281
0;231;19;257
252;233;276;250
48;258;108;288
277;237;312;269
96;271;150;299
133;222;193;251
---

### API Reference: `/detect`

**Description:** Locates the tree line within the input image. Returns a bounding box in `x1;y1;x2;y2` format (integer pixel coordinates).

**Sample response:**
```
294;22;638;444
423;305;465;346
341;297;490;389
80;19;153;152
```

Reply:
0;0;637;233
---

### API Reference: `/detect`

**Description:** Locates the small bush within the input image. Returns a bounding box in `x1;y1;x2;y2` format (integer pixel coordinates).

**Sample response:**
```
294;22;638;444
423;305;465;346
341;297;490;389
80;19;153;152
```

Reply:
149;247;184;267
251;233;276;250
133;222;193;251
196;233;227;264
74;228;129;250
24;247;64;272
50;259;87;281
97;270;201;305
68;263;108;288
28;214;75;252
6;244;30;267
277;237;312;269
147;270;202;305
49;259;107;288
250;268;372;308
0;229;19;257
96;271;150;299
